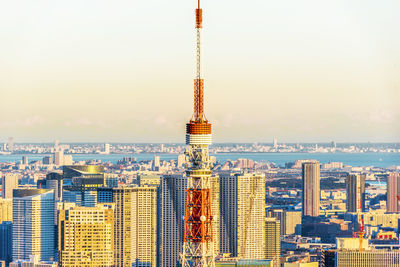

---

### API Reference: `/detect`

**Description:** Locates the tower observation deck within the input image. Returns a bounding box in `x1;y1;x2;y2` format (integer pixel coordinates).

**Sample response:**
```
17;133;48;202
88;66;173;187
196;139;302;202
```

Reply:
181;0;215;266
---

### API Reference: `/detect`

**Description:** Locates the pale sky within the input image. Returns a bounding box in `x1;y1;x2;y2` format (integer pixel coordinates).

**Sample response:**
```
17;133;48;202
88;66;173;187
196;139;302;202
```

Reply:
0;0;399;143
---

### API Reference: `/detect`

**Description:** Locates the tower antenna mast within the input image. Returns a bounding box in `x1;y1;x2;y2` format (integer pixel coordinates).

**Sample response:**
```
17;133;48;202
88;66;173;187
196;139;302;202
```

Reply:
181;0;215;266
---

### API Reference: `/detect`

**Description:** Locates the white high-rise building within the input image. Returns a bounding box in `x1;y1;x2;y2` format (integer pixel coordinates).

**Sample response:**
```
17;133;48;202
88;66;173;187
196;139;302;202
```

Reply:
273;138;278;148
54;151;64;166
220;172;266;259
153;156;160;170
12;189;55;262
104;143;110;154
177;154;186;168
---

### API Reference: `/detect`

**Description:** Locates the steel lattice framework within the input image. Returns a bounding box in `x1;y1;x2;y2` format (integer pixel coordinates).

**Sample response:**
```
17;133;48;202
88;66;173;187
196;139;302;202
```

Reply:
181;0;215;266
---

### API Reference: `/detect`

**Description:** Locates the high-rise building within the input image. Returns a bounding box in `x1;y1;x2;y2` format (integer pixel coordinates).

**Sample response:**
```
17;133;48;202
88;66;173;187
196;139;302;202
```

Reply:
12;189;55;262
335;250;400;266
2;174;19;199
131;186;158;267
43;156;53;165
220;172;266;259
346;174;366;213
54;151;64;166
54;140;59;151
62;165;105;206
152;156;160;171
387;173;400;213
265;218;281;267
267;210;301;236
302;161;320;217
161;174;187;267
7;137;14;152
0;198;12;223
9;258;57;267
38;173;63;201
58;204;114;266
112;187;134;267
215;258;273;266
273;138;278;148
104;143;110;154
22;156;28;165
0;221;12;265
177;154;186;168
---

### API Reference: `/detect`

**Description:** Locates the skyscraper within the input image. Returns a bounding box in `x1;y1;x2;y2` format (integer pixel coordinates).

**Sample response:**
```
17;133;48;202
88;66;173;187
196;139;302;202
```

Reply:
7;137;13;152
0;198;12;223
346;174;366;213
177;154;186;168
104;143;110;154
153;156;160;171
54;150;64;166
131;186;158;267
265;218;281;267
58;204;114;266
113;187;134;267
220;172;266;259
302;161;320;217
387;173;400;213
267;210;301;236
62;165;105;207
161;174;187;267
2;174;19;199
12;189;55;262
0;221;12;265
161;174;219;266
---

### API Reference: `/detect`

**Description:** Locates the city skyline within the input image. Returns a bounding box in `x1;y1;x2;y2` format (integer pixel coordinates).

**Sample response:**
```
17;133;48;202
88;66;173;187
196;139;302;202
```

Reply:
0;0;399;143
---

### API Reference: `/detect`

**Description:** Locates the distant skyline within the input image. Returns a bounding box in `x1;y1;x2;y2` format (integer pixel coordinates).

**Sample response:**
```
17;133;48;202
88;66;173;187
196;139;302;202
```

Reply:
0;0;399;143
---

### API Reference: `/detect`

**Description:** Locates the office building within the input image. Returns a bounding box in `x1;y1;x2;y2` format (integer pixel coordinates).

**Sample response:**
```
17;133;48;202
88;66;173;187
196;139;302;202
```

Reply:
161;174;187;267
9;258;57;267
220;172;266;259
2;174;19;199
336;250;400;267
58;204;114;266
302;161;320;217
12;189;55;262
104;143;110;154
7;137;14;152
38;172;63;201
267;210;301;236
152;156;160;170
43;156;53;165
0;198;12;223
284;263;318;267
131;187;158;267
62;165;105;207
387;173;400;213
0;221;12;265
177;154;186;168
113;187;134;267
265;218;280;267
215;258;273;267
346;174;366;213
54;151;64;166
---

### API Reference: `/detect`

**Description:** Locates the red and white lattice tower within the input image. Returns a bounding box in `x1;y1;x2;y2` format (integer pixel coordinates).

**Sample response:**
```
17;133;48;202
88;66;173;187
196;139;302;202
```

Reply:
181;0;215;266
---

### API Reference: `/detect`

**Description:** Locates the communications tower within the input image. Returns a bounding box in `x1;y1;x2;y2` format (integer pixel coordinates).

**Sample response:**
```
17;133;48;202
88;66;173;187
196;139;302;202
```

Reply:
181;0;215;266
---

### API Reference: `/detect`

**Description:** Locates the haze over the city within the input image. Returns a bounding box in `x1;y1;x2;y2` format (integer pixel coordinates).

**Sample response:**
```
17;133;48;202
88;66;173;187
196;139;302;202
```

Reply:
0;0;399;143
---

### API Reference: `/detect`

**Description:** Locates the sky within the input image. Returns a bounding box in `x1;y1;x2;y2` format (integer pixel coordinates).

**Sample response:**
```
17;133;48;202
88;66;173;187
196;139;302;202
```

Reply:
0;0;399;143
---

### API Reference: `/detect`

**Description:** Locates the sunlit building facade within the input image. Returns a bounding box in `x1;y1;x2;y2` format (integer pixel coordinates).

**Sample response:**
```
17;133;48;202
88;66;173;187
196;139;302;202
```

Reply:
58;204;114;266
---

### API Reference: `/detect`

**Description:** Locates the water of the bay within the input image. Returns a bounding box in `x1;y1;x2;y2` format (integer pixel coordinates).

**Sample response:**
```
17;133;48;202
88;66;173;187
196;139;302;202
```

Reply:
0;152;399;168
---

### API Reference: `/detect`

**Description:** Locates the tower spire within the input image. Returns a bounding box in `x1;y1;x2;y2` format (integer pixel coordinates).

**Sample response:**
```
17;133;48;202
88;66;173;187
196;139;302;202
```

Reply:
181;0;215;266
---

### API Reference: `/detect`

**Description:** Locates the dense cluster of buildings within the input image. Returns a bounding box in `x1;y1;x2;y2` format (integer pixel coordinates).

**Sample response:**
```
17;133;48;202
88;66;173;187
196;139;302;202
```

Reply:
1;140;399;156
0;149;399;266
